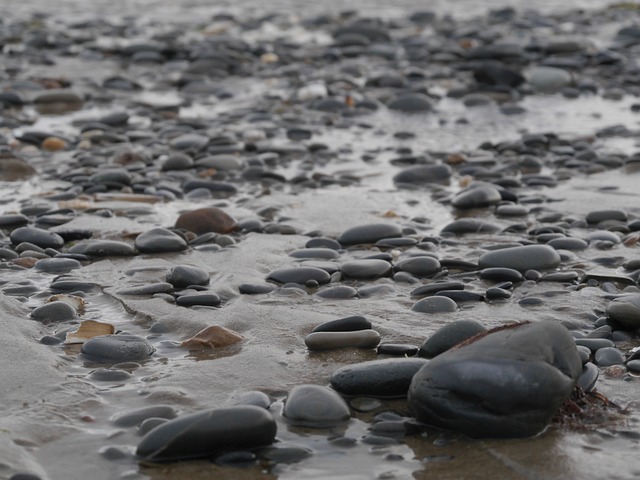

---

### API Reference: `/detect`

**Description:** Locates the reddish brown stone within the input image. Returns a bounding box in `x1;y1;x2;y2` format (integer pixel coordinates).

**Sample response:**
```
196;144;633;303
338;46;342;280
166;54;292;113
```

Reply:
175;207;238;235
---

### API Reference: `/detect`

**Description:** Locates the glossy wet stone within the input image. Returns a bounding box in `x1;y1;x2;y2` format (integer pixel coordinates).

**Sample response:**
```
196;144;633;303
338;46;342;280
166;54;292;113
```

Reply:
305;330;381;351
311;315;372;333
166;265;210;288
478;245;561;272
283;384;350;427
267;267;331;285
411;296;458;313
175;207;239;235
69;240;135;257
232;391;272;409
111;405;177;427
606;294;640;329
30;301;76;322
330;358;428;398
239;283;277;295
577;362;599;392
377;343;419;356
410;281;464;298
419;320;487;358
175;293;221;307
316;285;358;299
33;257;82;273
340;259;392;279
409;322;582;438
136;406;277;462
135;228;188;253
81;334;154;362
394;256;441;277
479;267;523;283
10;227;64;249
594;347;624;367
451;185;502;209
441;219;501;235
337;223;402;246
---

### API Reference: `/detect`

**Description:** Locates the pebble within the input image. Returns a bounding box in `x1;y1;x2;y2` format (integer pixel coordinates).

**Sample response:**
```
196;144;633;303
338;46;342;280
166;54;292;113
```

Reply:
136;406;277;461
419;320;487;358
526;66;572;93
337;223;402;246
451;185;502;209
135;228;188;253
441;219;501;235
594;347;625;367
111;405;177;427
409;322;582;438
394;256;441;277
411;296;458;313
578;362;599;392
69;240;135;257
81;334;155;362
267;267;331;285
330;358;428;398
340;259;392;279
606;294;640;329
573;338;615;353
10;226;64;249
387;93;433;112
239;283;277;295
316;285;358;299
166;265;210;288
305;330;381;351
34;257;82;273
410;281;464;298
311;315;372;333
175;207;239;235
478;245;561;272
175;293;221;307
30;301;76;322
283;385;350;427
393;164;452;186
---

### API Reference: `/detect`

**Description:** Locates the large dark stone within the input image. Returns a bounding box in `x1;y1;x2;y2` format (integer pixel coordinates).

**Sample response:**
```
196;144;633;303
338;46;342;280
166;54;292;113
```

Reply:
408;322;582;438
330;358;428;398
136;406;277;461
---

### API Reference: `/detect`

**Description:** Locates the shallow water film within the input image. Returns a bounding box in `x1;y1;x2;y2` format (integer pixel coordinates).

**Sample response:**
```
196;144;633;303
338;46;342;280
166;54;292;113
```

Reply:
0;0;640;479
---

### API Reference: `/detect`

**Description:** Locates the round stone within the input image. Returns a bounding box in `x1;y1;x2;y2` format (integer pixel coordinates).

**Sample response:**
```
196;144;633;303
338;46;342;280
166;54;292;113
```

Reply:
166;265;210;288
69;240;135;257
136;406;277;462
419;320;487;358
311;315;372;333
135;228;188;253
451;186;502;209
175;207;238;235
330;358;428;398
30;301;76;322
479;268;523;283
81;334;155;361
526;66;572;93
283;384;350;427
394;256;441;277
316;285;358;299
478;245;561;272
411;296;458;313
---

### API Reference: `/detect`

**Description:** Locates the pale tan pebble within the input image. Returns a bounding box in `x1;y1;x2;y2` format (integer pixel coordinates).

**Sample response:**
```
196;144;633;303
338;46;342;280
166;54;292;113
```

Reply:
180;325;244;349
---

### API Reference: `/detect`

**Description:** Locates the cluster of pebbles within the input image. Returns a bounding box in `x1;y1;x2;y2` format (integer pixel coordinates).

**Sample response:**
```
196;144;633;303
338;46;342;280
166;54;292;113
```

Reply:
1;1;640;479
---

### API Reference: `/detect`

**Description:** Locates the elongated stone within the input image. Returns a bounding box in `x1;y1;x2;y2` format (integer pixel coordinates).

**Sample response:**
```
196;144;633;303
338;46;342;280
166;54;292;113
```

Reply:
305;330;380;351
478;245;560;272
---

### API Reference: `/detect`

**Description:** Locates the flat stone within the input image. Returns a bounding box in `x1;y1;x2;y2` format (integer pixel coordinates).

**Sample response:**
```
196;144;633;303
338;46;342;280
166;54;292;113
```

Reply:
394;256;441;277
410;281;464;298
316;285;358;299
267;267;331;285
175;207;239;235
387;93;434;112
136;406;276;462
330;358;428;398
10;226;64;249
69;240;135;257
166;265;210;288
311;315;372;333
393;164;452;186
305;330;381;351
441;219;501;235
337;223;402;246
478;245;560;272
111;405;177;427
408;322;582;438
594;347;624;367
81;334;154;362
283;385;350;427
34;257;82;273
340;259;392;279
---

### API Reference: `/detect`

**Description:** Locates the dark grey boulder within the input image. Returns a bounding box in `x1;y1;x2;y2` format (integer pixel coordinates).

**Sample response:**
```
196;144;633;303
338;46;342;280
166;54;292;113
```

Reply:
408;322;582;438
330;358;428;398
136;406;277;461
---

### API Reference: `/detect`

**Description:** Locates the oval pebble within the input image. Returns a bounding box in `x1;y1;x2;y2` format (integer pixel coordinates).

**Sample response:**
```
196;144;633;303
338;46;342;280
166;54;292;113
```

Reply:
30;301;76;322
166;265;210;288
111;405;177;427
69;240;135;257
136;406;276;462
82;334;154;362
478;245;560;272
410;281;464;298
480;268;523;283
135;228;188;253
594;347;624;367
330;358;428;398
305;330;380;351
411;296;458;313
419;320;487;358
176;293;221;307
337;223;402;246
267;267;330;285
10;226;64;249
34;257;82;273
311;315;372;333
340;259;391;279
394;256;440;277
393;164;452;186
283;385;350;427
175;207;238;235
451;186;502;209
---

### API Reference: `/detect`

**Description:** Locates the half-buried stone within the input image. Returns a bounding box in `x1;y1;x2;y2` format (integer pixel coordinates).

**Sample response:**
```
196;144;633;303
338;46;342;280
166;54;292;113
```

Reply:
418;320;487;359
451;185;502;209
69;240;135;257
166;265;210;288
136;406;277;462
282;385;350;427
340;259;392;279
135;228;188;253
337;223;402;246
606;294;640;329
393;164;452;186
30;301;76;322
408;322;582;438
10;226;64;249
478;244;560;272
411;296;457;313
34;257;82;273
82;334;155;362
305;330;381;351
330;358;428;398
267;267;330;285
316;285;358;299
